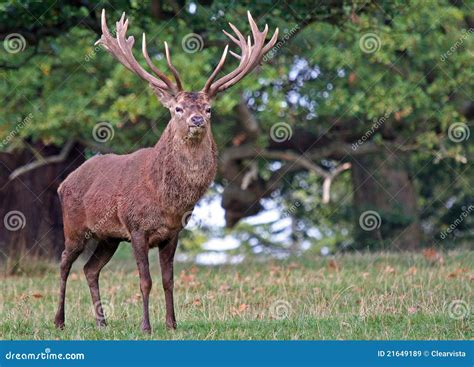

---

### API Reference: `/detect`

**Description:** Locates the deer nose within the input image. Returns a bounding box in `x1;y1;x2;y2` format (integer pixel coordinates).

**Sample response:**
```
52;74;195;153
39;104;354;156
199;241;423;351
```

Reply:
191;115;204;127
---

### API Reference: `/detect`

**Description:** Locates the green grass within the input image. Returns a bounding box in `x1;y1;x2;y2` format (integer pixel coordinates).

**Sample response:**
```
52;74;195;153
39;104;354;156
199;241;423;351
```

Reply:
1;247;472;340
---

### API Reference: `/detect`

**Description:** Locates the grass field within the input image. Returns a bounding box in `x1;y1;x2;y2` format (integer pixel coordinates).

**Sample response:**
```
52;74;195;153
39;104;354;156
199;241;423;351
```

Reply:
1;246;472;340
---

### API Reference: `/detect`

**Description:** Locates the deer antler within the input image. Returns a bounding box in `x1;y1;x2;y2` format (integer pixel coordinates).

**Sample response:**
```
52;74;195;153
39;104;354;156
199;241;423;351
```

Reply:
202;11;279;97
96;9;183;94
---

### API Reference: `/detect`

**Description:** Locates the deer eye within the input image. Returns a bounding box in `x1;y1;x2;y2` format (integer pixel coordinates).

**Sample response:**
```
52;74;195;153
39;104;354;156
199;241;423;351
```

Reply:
205;107;211;114
175;106;183;113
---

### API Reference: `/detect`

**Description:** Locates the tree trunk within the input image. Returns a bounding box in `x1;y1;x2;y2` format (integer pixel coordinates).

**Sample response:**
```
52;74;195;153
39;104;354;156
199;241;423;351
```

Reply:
351;146;422;250
0;143;84;265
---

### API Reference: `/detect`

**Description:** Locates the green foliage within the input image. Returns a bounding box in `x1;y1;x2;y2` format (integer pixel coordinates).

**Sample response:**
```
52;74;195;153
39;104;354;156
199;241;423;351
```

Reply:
1;0;472;250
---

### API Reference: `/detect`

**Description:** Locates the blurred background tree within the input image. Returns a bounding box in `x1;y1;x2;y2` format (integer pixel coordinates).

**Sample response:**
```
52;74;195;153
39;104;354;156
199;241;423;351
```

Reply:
0;0;472;261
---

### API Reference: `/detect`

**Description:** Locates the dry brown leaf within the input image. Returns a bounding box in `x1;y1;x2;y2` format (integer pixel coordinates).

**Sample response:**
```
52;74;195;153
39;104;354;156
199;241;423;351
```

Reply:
270;265;281;277
230;303;250;316
179;271;196;284
405;266;417;276
32;293;43;299
125;293;141;304
328;259;340;271
448;268;468;278
384;265;396;274
407;306;418;314
423;248;444;264
219;284;231;292
239;303;249;312
288;262;300;270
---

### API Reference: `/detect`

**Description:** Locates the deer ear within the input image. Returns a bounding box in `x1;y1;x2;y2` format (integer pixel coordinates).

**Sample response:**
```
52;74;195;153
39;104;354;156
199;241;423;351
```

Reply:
151;86;176;109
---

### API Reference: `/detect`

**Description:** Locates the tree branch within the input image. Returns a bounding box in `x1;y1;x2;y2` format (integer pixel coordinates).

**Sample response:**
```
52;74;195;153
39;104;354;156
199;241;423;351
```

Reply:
322;162;351;204
9;139;75;181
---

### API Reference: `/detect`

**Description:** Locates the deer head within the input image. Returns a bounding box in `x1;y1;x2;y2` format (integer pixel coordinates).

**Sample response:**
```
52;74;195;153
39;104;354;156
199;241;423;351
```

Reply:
96;9;278;141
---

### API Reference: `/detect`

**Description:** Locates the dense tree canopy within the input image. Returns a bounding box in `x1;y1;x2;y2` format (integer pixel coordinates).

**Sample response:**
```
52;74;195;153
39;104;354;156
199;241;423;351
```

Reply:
1;0;472;260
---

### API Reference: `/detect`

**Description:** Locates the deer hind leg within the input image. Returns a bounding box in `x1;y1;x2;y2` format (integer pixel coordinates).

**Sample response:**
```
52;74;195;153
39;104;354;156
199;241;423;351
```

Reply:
159;235;178;329
54;238;85;329
83;239;119;327
131;231;152;333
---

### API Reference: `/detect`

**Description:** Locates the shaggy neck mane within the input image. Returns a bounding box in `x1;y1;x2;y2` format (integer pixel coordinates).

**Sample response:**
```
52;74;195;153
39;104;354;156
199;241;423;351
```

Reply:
147;121;217;212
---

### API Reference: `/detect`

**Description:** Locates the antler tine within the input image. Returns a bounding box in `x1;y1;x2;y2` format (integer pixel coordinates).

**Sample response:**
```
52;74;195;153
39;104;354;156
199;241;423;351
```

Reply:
201;11;279;97
211;26;261;93
201;23;251;95
244;11;268;69
142;34;176;91
222;28;248;63
115;15;158;86
202;45;229;93
223;24;251;66
228;22;247;46
164;42;183;91
229;51;241;59
247;11;264;42
96;10;134;72
262;27;279;55
222;29;239;45
96;9;181;94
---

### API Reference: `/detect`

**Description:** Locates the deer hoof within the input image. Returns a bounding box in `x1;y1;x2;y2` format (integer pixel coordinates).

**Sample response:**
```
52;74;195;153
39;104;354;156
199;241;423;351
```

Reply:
54;319;65;330
166;320;177;330
141;322;152;334
96;320;107;328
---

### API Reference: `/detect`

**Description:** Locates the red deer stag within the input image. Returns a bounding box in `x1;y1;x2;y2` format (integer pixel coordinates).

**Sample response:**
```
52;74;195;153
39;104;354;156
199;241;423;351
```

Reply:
54;9;278;332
